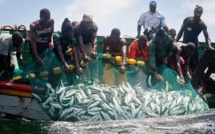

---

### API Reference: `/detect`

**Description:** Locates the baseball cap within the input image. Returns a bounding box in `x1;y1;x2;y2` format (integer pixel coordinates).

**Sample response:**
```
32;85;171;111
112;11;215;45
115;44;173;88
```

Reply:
149;1;157;7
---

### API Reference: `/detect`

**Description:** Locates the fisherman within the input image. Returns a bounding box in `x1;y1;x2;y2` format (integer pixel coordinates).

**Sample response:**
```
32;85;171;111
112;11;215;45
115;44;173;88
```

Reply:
0;32;26;82
128;35;148;62
191;49;215;94
102;28;127;73
148;29;174;81
74;14;98;62
167;42;196;87
30;8;54;64
176;5;213;73
168;28;176;41
54;18;83;74
137;0;168;38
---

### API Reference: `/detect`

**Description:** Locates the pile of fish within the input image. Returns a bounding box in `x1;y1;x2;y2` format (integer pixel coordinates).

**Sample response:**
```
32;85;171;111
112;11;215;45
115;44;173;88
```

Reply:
32;81;209;121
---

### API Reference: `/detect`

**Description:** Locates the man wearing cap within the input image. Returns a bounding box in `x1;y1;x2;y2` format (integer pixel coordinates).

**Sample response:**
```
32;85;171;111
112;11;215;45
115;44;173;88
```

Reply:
74;14;98;62
128;35;148;62
148;29;174;81
176;5;213;73
137;1;168;38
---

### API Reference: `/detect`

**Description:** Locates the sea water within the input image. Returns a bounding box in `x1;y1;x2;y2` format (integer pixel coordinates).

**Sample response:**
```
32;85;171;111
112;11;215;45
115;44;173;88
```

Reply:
0;109;215;134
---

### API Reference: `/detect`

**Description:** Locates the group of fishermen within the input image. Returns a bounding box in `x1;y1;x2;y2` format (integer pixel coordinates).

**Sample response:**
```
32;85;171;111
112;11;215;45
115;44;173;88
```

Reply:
0;1;214;94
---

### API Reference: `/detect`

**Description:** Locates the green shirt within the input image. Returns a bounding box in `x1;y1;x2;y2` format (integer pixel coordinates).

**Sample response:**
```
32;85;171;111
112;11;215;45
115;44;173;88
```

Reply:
53;32;78;54
148;35;173;71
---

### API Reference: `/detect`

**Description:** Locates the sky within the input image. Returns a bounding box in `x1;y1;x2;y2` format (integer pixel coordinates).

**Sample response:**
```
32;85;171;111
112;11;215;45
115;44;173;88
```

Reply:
0;0;215;42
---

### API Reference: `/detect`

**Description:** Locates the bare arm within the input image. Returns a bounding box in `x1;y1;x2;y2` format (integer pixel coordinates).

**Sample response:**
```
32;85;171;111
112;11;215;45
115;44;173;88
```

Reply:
78;35;87;59
57;45;68;68
202;23;213;49
176;19;186;42
184;56;191;78
91;32;97;51
119;39;127;73
30;24;42;64
137;25;141;38
91;32;97;58
49;20;55;50
16;52;26;66
163;26;169;33
72;47;83;74
175;48;184;79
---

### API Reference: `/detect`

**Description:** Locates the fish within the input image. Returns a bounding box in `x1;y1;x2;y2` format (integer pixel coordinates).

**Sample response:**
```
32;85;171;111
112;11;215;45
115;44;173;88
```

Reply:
32;93;42;102
49;102;63;109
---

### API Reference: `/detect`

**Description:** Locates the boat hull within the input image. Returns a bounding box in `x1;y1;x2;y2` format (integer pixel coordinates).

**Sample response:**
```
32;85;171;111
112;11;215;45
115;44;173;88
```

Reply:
0;81;50;120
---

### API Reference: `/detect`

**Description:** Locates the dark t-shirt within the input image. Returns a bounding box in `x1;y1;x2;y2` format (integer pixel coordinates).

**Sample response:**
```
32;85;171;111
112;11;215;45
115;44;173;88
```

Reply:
74;22;98;44
182;17;204;45
53;32;78;60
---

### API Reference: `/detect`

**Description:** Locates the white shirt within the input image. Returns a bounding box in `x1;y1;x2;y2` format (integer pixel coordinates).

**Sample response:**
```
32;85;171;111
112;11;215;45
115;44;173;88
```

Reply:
137;10;167;30
0;35;24;56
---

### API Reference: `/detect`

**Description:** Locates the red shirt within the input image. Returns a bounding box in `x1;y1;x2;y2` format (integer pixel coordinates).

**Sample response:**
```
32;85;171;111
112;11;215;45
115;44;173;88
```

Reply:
128;40;148;62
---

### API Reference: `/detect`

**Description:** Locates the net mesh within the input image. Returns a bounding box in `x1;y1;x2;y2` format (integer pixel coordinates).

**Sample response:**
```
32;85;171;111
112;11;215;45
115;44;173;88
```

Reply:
11;49;209;121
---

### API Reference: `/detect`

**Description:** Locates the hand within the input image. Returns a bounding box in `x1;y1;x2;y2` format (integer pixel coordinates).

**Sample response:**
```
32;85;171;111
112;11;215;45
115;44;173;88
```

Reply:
119;65;126;73
35;57;43;64
163;57;168;64
154;72;162;82
91;50;97;59
83;55;90;63
64;64;71;73
177;76;185;87
186;73;192;80
49;42;54;50
209;46;215;50
5;77;13;85
76;67;84;75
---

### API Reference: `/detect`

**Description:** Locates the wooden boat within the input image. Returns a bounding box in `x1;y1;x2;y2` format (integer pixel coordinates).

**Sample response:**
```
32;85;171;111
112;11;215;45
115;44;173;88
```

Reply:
0;81;50;120
0;25;214;120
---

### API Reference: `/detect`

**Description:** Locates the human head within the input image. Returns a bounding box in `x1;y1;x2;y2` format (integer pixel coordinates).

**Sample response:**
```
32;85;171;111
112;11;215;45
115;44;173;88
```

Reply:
184;42;196;57
168;28;176;40
138;35;148;49
71;21;78;27
12;32;23;47
155;29;166;45
82;14;93;29
61;18;74;39
149;1;157;13
194;5;203;20
110;28;121;40
40;8;51;23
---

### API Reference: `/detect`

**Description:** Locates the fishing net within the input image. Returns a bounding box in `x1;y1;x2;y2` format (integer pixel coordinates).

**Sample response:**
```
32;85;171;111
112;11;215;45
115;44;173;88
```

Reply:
10;49;208;121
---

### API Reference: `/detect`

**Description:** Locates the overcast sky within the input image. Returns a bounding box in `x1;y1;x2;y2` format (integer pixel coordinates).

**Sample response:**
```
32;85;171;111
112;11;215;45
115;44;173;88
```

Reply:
0;0;214;42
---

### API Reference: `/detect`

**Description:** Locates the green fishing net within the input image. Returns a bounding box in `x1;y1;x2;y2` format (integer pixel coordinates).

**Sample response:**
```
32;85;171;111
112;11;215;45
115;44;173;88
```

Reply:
14;49;208;121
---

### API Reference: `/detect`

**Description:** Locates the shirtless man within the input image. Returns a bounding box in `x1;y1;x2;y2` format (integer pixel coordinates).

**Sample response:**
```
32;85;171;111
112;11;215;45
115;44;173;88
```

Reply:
102;28;127;73
168;42;196;86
